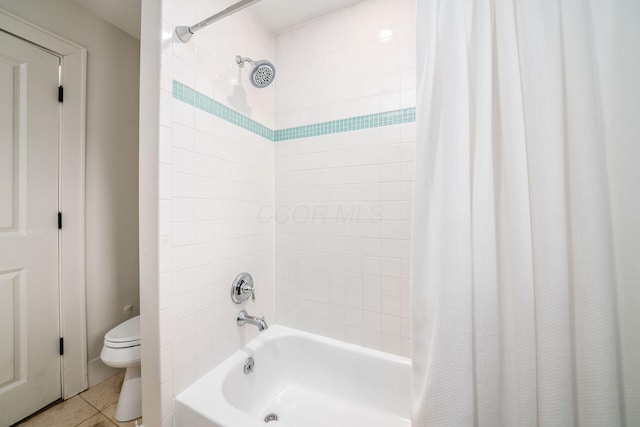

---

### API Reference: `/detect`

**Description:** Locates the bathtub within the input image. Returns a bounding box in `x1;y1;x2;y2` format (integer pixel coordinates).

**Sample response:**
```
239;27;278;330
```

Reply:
174;325;411;427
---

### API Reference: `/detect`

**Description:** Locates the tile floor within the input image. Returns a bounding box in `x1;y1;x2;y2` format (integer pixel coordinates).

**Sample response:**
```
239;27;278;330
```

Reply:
16;371;142;427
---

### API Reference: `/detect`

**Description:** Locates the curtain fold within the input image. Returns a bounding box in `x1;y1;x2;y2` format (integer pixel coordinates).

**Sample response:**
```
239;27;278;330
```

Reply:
412;1;640;425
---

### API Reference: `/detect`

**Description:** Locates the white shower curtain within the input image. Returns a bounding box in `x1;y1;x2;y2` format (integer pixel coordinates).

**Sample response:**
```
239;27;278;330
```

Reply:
412;0;640;425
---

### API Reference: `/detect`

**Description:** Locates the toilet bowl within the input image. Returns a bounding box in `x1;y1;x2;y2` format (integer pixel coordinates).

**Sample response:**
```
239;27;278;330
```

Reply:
100;315;141;422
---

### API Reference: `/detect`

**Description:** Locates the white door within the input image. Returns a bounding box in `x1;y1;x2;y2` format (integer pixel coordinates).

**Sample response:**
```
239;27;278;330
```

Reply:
0;30;62;426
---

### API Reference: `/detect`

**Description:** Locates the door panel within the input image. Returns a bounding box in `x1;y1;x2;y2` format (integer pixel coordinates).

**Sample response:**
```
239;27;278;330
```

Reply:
0;60;15;229
0;270;24;385
0;30;61;426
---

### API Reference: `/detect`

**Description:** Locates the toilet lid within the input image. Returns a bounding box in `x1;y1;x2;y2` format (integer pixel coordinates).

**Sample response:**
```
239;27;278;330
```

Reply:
104;315;140;345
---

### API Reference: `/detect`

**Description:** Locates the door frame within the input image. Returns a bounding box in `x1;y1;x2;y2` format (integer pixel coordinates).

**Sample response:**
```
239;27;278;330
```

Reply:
0;9;87;399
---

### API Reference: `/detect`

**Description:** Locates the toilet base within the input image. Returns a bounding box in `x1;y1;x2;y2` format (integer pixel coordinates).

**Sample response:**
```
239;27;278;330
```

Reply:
115;365;142;422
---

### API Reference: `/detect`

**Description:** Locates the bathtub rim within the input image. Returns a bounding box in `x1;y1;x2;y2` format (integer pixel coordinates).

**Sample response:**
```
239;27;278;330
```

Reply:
174;324;411;427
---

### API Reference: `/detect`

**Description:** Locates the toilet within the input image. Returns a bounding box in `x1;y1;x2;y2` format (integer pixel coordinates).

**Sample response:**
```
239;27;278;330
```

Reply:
100;315;141;422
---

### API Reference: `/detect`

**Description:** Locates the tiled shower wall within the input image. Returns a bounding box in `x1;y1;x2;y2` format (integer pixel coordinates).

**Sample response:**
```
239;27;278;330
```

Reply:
149;0;415;422
157;1;274;424
274;0;416;357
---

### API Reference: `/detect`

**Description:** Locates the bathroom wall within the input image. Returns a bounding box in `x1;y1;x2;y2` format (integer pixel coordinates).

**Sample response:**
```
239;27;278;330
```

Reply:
155;0;275;424
273;0;416;357
0;0;141;386
140;0;415;423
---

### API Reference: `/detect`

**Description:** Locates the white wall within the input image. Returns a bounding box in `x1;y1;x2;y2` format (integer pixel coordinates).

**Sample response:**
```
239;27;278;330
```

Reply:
274;0;416;357
155;1;275;424
0;0;141;386
139;0;162;424
275;0;416;129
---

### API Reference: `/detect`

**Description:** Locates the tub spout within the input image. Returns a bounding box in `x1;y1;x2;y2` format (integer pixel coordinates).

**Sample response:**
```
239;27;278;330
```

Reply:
237;310;268;331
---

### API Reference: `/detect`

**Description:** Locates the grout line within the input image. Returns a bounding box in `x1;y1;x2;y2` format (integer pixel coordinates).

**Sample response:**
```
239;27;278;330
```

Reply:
72;411;114;427
77;393;99;411
75;394;115;427
70;401;98;427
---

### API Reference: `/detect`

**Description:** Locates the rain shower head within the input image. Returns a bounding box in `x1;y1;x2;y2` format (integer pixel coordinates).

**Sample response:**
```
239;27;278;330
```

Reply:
236;55;276;88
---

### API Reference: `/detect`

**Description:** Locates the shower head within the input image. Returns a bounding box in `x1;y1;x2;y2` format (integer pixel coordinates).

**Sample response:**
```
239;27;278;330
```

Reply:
236;55;276;88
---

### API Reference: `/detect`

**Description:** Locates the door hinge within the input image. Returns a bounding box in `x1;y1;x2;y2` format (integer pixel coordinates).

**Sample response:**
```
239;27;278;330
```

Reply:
58;212;62;229
58;85;63;103
59;338;64;356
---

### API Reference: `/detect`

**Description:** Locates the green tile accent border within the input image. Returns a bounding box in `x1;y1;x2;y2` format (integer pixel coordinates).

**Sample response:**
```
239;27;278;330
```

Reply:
173;80;274;140
274;108;416;142
172;80;416;142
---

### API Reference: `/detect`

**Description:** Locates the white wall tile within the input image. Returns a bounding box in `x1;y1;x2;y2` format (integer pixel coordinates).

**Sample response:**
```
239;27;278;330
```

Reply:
274;0;416;358
155;0;275;422
275;0;416;128
155;0;415;422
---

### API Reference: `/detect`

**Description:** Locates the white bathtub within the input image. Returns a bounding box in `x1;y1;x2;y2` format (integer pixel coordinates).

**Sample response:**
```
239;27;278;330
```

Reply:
175;325;410;427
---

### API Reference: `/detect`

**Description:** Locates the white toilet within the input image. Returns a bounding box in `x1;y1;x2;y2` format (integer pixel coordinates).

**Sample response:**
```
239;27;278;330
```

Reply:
100;315;141;422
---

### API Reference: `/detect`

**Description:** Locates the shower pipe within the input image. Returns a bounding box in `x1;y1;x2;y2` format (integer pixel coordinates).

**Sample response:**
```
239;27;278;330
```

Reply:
175;0;262;43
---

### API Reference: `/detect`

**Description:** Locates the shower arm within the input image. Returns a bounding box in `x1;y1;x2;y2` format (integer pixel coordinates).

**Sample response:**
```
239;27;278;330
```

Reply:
175;0;262;43
236;56;254;67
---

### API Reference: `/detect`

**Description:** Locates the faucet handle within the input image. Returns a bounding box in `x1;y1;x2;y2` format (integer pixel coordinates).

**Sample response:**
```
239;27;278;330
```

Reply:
231;272;255;304
240;281;255;301
240;281;253;295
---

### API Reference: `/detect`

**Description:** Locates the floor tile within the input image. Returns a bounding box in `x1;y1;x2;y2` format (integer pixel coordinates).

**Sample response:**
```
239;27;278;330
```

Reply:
102;403;143;427
76;413;118;427
79;371;124;411
18;396;98;427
